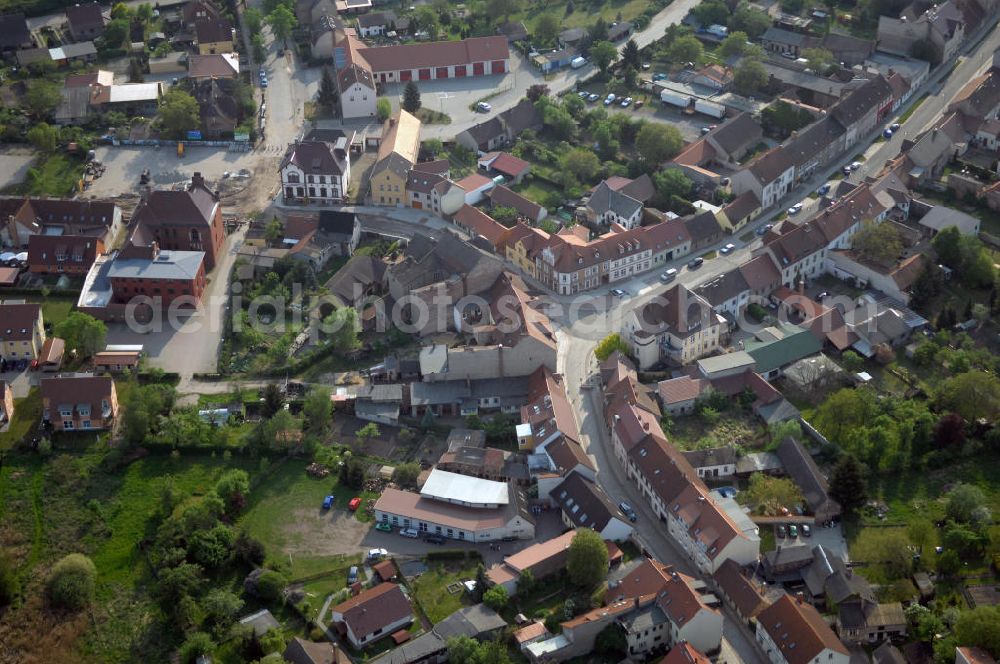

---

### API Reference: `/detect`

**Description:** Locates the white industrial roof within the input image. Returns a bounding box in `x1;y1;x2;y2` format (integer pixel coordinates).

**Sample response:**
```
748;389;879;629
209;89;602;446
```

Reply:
420;468;508;507
108;82;162;103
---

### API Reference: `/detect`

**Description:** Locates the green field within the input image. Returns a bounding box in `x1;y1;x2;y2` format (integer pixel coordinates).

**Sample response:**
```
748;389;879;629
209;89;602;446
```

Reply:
409;561;479;623
10;154;85;198
0;388;41;450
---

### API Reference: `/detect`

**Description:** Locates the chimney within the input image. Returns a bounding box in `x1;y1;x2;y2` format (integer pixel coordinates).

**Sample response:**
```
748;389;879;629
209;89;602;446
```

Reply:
190;171;205;191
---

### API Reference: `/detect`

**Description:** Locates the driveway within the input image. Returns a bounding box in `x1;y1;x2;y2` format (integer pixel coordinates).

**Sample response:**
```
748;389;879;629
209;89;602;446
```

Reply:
105;226;246;379
0;149;36;191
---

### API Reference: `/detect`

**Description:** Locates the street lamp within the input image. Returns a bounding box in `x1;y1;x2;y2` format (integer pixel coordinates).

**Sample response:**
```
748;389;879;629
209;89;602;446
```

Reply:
438;92;454;113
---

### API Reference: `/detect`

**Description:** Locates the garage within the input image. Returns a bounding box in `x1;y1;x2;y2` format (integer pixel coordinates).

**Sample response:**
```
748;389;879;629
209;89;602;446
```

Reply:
472;62;484;76
419;68;431;80
454;65;466;77
411;201;422;209
399;70;411;81
435;66;449;79
491;60;505;73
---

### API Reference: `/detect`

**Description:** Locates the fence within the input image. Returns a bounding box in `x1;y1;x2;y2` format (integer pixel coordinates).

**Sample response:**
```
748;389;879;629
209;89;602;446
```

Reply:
110;138;254;151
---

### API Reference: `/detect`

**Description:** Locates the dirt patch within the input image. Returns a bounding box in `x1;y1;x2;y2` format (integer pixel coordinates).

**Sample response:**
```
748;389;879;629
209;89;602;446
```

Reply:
283;507;371;557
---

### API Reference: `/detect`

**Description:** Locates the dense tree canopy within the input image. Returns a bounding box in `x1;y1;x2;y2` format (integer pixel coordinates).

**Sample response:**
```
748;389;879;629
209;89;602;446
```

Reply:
567;528;608;587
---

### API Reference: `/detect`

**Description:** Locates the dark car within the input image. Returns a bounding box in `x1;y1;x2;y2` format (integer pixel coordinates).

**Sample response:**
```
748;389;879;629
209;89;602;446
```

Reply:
687;257;704;269
776;524;787;538
425;534;445;544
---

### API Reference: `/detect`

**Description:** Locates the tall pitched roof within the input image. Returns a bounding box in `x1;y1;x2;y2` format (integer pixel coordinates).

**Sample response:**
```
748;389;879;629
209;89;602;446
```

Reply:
775;437;840;518
376;110;420;166
757;595;849;664
132;178;219;229
552;471;626;532
331;583;412;641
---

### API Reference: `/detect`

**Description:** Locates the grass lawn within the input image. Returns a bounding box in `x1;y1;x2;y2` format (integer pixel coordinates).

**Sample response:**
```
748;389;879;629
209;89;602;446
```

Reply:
668;410;764;452
414;108;451;125
240;459;378;577
522;0;649;30
38;297;75;327
409;560;479;623
11;154;85;197
514;179;559;207
0;387;41;450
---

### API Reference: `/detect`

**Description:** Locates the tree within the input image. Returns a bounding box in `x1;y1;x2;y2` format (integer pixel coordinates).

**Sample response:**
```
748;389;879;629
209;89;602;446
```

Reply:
802;47;835;73
594;333;630;361
303;386;332;434
517;569;536;596
907;519;934;553
216;470;250;516
377;97;392;122
851;221;903;265
567;528;608;588
839;350;865;373
484;0;523;24
47;553;96;610
473;564;489;602
934;412;967;447
534;13;561;45
323;307;361;351
261;384;284;419
561;147;600;181
253;569;287;601
244;6;264;34
668;35;703;65
594;624;628;657
692;0;729;25
938;371;1000;422
636;123;683;165
402;81;421;113
103;18;129;47
654;168;692;202
318;67;338;110
339;454;367;489
734;58;768;94
251;33;266;63
159;89;200;139
761;99;814;138
392;462;421;489
932;226;963;267
955;606;1000;658
179;632;216;664
730;4;772;38
937;548;961;577
829;454;867;516
741;473;804;515
526;83;550;103
483;584;508;610
54;311;107;358
946;483;988;523
264;216;284;245
266;4;297;47
23;80;61;120
27;122;58;152
907;604;945;641
720;31;751;58
590;41;618;74
622;39;640;69
540;102;575;140
357;422;380;447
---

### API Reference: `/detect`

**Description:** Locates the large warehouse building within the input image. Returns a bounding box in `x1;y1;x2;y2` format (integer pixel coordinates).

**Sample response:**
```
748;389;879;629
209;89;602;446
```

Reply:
374;469;535;542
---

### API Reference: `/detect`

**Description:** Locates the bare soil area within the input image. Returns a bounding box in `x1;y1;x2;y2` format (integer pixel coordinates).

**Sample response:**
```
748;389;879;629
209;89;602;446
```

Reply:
283;507;371;557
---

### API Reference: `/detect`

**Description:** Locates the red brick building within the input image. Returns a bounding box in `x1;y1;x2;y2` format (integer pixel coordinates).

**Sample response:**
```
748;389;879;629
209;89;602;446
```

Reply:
107;245;207;307
130;172;225;271
27;234;104;274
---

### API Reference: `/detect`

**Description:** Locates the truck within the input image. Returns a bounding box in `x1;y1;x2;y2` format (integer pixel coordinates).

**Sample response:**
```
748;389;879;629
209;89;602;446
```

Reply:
570;56;586;69
694;99;726;119
660;90;691;108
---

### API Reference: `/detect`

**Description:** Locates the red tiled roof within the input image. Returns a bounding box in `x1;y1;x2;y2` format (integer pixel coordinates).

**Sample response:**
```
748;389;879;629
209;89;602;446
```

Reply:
330;583;412;642
357;36;509;72
757;594;848;664
456;173;494;192
658;642;713;664
488;152;530;177
658;375;711;404
454;205;507;246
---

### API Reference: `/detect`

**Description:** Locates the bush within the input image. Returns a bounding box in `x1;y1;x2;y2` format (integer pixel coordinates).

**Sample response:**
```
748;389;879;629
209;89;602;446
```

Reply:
483;584;508;610
747;303;768;322
179;632;216;664
46;553;96;610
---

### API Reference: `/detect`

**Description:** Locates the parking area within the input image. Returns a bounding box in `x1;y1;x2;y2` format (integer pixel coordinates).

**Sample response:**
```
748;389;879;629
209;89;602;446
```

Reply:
774;521;849;561
0;369;34;398
0;149;37;191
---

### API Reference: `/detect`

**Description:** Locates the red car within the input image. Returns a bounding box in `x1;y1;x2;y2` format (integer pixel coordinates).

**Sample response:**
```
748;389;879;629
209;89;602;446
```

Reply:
348;497;362;511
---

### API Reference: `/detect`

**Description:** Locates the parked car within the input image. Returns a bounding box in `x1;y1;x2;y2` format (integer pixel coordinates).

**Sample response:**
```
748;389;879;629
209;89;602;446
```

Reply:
801;524;812;537
610;288;628;297
348;497;362;511
842;165;852;176
817;183;831;195
755;223;772;236
476;102;492;113
687;257;704;269
720;243;736;254
787;203;803;215
776;524;787;538
604;93;617;105
620;97;633;107
700;127;711;135
425;534;445;544
375;521;393;532
652;72;667;81
588;93;599;102
618;501;638;522
322;495;334;510
850;161;862;170
578;90;589;98
400;528;420;538
883;128;893;139
890;122;900;131
660;268;678;283
347;565;358;584
634;100;644;109
368;548;388;561
788;524;799;538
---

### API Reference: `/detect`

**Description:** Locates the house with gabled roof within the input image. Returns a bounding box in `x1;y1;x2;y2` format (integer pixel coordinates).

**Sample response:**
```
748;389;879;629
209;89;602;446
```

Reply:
281;132;351;205
41;373;119;432
776;437;840;522
130;172;225;270
712;559;769;626
551;471;633;540
370;110;421;206
329;583;413;649
66;3;105;41
756;594;849;664
623;283;726;368
0;13;33;51
0;303;45;362
487;185;547;223
705;113;764;167
338;62;377;119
